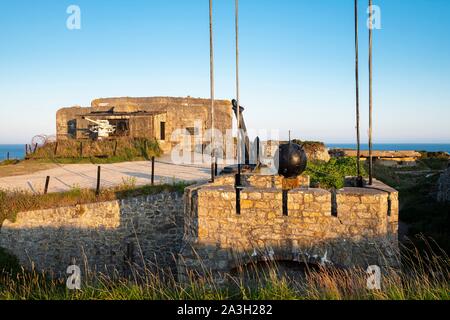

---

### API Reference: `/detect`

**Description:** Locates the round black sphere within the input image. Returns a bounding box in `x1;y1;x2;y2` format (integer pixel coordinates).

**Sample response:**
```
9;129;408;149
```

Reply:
275;142;308;178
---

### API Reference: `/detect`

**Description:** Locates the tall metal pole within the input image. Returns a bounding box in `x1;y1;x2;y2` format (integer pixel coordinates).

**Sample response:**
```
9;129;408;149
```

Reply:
209;0;216;182
151;156;155;185
355;0;362;183
368;0;374;185
96;166;101;196
235;0;241;182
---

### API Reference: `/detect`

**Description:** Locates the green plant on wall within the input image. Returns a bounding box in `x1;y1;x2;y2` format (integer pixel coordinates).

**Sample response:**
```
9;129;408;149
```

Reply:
305;157;367;189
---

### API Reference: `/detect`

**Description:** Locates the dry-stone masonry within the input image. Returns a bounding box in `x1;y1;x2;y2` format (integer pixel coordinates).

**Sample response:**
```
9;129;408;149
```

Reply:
0;192;184;277
0;174;399;281
178;174;399;281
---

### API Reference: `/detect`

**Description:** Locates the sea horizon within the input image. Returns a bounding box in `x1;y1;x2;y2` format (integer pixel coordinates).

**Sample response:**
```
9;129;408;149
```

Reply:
325;143;450;153
1;142;449;161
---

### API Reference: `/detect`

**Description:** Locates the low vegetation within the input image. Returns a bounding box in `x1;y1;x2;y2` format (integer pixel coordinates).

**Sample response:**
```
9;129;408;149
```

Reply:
0;160;20;166
373;158;450;255
303;154;449;256
418;151;450;160
26;137;161;164
0;181;189;227
305;157;367;189
0;248;20;275
292;139;326;153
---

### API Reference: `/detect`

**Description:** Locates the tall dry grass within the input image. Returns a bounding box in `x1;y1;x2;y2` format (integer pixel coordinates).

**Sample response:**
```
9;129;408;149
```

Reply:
1;238;448;300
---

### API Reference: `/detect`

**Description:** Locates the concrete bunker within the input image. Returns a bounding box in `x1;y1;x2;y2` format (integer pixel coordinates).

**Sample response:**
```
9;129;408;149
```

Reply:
56;96;233;154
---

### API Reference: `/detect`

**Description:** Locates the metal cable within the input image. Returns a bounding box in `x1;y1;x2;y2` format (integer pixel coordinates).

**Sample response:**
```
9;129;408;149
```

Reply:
368;0;374;185
235;0;241;179
355;0;361;178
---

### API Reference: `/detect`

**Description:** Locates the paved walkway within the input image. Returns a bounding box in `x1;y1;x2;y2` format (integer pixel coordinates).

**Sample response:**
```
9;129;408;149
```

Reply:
0;156;218;194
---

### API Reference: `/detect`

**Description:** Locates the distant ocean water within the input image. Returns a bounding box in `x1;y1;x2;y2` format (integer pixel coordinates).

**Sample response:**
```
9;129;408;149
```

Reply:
326;143;450;153
0;145;26;161
0;143;449;161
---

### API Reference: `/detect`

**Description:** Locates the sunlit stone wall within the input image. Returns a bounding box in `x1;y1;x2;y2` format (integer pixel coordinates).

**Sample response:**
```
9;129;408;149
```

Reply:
179;174;399;280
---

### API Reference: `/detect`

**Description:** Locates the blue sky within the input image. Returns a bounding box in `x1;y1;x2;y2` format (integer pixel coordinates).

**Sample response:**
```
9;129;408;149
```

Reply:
0;0;449;144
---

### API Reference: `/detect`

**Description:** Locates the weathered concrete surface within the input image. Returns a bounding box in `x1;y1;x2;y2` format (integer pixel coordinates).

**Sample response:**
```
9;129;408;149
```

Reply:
57;97;233;155
0;156;215;193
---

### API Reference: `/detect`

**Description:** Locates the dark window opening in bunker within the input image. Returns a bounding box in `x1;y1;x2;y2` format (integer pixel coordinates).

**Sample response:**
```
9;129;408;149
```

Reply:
186;127;199;136
67;119;77;138
160;122;166;140
109;119;130;137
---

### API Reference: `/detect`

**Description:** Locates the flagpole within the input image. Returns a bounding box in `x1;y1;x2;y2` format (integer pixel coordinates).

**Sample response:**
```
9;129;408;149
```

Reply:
235;0;241;184
209;0;215;182
355;0;362;185
368;0;374;185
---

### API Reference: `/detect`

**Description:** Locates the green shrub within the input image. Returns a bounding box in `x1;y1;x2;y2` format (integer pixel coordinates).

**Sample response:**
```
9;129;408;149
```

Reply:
372;161;450;255
419;158;449;170
419;151;450;160
305;157;367;189
0;248;20;275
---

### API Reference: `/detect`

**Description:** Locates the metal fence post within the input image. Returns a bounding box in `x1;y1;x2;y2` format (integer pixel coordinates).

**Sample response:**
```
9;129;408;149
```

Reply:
44;176;50;194
151;157;155;186
96;166;101;195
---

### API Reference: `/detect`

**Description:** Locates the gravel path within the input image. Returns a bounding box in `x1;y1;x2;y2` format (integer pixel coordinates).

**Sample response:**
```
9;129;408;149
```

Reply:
0;157;216;194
